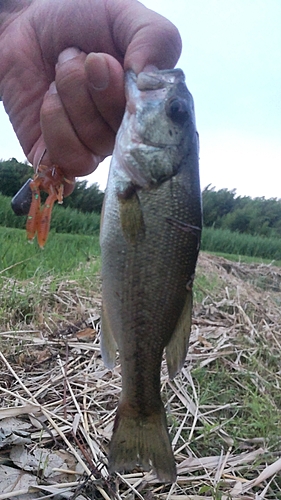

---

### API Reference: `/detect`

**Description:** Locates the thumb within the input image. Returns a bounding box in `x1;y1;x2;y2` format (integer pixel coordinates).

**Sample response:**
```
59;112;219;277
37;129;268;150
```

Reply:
106;0;182;74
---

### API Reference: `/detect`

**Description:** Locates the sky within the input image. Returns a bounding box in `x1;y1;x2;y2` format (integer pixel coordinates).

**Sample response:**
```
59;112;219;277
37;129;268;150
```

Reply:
1;0;281;199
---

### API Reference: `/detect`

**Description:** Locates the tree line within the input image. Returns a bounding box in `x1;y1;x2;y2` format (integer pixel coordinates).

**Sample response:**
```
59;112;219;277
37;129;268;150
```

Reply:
203;185;281;238
1;159;281;239
0;158;104;214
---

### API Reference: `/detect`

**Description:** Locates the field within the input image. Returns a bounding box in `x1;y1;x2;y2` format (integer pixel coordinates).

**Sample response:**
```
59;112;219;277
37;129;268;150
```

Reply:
0;226;100;280
201;227;281;262
0;226;280;499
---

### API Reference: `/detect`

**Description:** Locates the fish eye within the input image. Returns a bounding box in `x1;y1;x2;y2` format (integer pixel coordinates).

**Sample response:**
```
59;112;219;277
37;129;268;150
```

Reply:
166;97;189;124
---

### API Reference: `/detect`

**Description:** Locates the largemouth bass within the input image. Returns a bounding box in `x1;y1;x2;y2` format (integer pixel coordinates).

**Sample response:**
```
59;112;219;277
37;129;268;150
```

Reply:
100;68;202;483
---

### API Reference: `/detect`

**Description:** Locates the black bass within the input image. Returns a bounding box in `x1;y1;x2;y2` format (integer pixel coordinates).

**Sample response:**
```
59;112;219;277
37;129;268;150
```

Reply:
100;68;202;483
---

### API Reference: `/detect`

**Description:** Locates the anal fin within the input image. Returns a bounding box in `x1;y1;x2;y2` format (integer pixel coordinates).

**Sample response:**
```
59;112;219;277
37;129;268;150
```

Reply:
165;289;193;379
101;304;118;369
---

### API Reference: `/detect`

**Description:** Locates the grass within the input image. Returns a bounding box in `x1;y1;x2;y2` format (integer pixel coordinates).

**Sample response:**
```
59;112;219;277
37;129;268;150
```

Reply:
0;226;101;326
202;226;281;260
0;226;100;279
0;192;101;235
206;250;281;267
191;364;280;448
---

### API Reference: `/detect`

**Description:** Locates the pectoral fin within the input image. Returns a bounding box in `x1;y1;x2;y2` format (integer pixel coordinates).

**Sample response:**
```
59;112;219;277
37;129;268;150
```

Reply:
165;290;193;379
101;304;118;370
118;191;145;243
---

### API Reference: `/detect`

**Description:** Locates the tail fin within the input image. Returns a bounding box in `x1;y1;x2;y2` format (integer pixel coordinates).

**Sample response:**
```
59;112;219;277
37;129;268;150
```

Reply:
108;402;176;483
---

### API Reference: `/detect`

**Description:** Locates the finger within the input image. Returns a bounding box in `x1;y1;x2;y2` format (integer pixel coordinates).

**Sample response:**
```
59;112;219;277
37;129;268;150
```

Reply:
55;48;116;156
40;81;104;178
85;52;125;133
106;0;182;74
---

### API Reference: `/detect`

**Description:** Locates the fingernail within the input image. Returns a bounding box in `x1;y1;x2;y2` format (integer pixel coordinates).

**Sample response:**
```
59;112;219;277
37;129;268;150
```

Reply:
58;47;81;65
48;82;57;95
86;53;109;90
143;64;159;72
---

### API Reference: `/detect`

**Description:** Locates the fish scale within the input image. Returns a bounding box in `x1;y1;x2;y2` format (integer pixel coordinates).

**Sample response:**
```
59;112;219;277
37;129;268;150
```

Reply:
100;68;202;482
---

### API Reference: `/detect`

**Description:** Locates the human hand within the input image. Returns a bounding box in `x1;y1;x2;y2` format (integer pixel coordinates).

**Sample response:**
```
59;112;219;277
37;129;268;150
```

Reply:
0;0;181;188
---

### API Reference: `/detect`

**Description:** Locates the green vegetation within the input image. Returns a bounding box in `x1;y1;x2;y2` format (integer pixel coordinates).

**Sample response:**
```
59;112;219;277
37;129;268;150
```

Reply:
191;363;281;452
0;158;102;235
203;251;281;266
202;226;281;260
203;184;281;238
2;158;281;237
2;191;281;264
0;192;100;235
0;158;32;197
2;159;281;262
62;178;104;213
0;226;100;279
0;158;104;214
0;226;101;325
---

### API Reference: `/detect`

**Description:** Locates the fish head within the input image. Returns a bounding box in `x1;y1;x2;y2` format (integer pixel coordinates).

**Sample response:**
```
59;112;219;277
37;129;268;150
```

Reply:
114;69;198;196
129;69;195;145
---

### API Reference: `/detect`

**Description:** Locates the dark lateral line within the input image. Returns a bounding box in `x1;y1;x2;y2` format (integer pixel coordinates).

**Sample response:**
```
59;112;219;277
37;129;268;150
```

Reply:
166;216;201;237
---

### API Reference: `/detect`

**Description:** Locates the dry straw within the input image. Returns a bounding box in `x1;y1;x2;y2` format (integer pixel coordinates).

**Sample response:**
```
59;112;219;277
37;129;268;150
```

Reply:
0;253;280;499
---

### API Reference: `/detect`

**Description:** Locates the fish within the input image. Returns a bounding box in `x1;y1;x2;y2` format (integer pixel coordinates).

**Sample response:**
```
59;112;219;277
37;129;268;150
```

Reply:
100;68;202;483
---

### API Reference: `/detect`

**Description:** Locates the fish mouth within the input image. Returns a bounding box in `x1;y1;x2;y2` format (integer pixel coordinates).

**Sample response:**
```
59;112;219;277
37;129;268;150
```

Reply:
135;68;186;91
